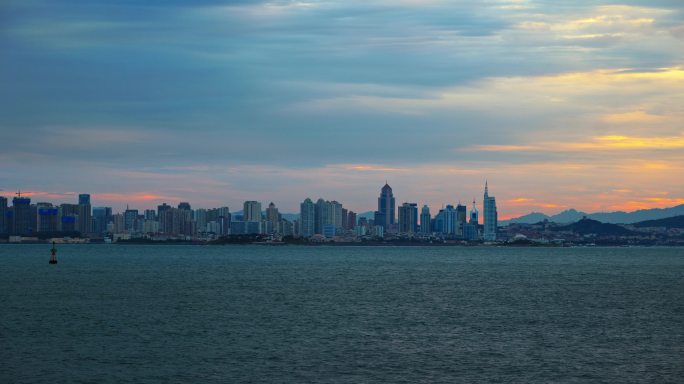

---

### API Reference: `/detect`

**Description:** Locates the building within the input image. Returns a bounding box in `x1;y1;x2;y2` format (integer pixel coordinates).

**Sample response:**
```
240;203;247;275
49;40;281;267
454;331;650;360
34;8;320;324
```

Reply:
0;196;7;234
243;201;262;222
37;204;59;232
92;207;112;235
144;209;156;221
59;203;79;232
346;210;357;231
157;203;171;217
77;194;92;235
124;208;139;233
330;201;343;230
78;194;91;205
420;205;431;234
469;199;479;225
266;202;280;232
483;181;498;241
375;183;396;231
456;204;467;237
178;202;192;211
230;220;261;235
300;198;316;238
323;223;336;238
398;202;418;234
315;198;328;234
12;195;33;235
159;207;193;236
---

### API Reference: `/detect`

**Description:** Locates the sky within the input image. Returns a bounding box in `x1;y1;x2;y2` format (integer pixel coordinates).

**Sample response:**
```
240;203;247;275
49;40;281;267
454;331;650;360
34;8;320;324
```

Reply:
1;0;683;218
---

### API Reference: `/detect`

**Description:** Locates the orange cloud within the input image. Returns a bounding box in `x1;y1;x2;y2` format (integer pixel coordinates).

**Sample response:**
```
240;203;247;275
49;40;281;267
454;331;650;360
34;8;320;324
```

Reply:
508;197;534;203
600;110;664;123
341;164;406;172
465;135;684;153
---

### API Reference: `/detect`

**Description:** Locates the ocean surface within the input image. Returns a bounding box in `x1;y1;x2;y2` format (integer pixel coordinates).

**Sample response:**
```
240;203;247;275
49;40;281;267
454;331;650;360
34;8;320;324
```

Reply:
1;245;683;383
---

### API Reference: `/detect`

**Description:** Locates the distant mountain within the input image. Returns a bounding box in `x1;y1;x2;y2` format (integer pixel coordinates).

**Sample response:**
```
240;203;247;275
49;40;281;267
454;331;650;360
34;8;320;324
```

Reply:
632;215;684;229
504;204;684;225
551;218;634;236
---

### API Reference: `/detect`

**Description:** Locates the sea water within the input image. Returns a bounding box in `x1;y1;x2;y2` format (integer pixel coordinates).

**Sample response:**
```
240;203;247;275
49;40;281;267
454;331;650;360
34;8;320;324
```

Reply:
1;245;683;383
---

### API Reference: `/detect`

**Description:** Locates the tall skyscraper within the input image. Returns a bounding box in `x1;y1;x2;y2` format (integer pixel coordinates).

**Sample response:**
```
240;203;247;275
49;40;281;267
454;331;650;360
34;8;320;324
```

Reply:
0;196;7;234
78;194;91;205
441;204;458;235
398;202;418;234
420;205;431;234
266;202;280;224
37;203;59;232
178;202;192;211
456;203;467;237
375;182;395;231
12;194;33;235
483;181;498;241
157;203;171;216
469;199;479;224
124;208;139;233
300;198;315;238
216;207;231;236
346;210;357;230
243;201;262;222
330;201;343;229
77;194;92;234
315;198;328;234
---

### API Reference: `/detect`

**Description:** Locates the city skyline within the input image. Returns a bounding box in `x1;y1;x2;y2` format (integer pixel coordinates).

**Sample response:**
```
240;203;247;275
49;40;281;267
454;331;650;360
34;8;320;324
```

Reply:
2;1;683;217
0;182;496;242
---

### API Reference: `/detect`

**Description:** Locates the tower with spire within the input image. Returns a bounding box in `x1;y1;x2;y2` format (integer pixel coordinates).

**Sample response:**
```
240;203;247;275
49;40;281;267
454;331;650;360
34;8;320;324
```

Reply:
470;199;479;225
483;181;498;241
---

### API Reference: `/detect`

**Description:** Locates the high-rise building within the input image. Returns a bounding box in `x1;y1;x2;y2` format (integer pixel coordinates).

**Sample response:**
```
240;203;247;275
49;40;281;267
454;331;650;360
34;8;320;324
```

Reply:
157;203;171;217
243;201;262;222
300;198;315;238
456;203;467;237
178;202;192;211
159;207;193;236
330;201;343;230
92;207;112;234
347;211;357;230
37;204;59;233
12;195;33;235
59;203;78;232
420;205;431;234
77;194;92;234
0;196;7;234
78;194;91;205
217;207;231;235
398;202;418;234
469;199;479;224
434;205;458;236
194;209;207;233
483;181;498;241
375;183;396;231
266;202;280;232
124;208;139;233
341;208;348;230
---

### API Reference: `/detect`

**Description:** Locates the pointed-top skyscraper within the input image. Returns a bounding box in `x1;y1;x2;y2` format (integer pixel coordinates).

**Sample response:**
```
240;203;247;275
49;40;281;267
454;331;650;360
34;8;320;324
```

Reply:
483;181;497;241
374;182;395;231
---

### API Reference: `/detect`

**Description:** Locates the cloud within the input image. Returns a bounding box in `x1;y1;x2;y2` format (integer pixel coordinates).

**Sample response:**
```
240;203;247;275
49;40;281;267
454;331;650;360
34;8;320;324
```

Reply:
0;1;683;215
